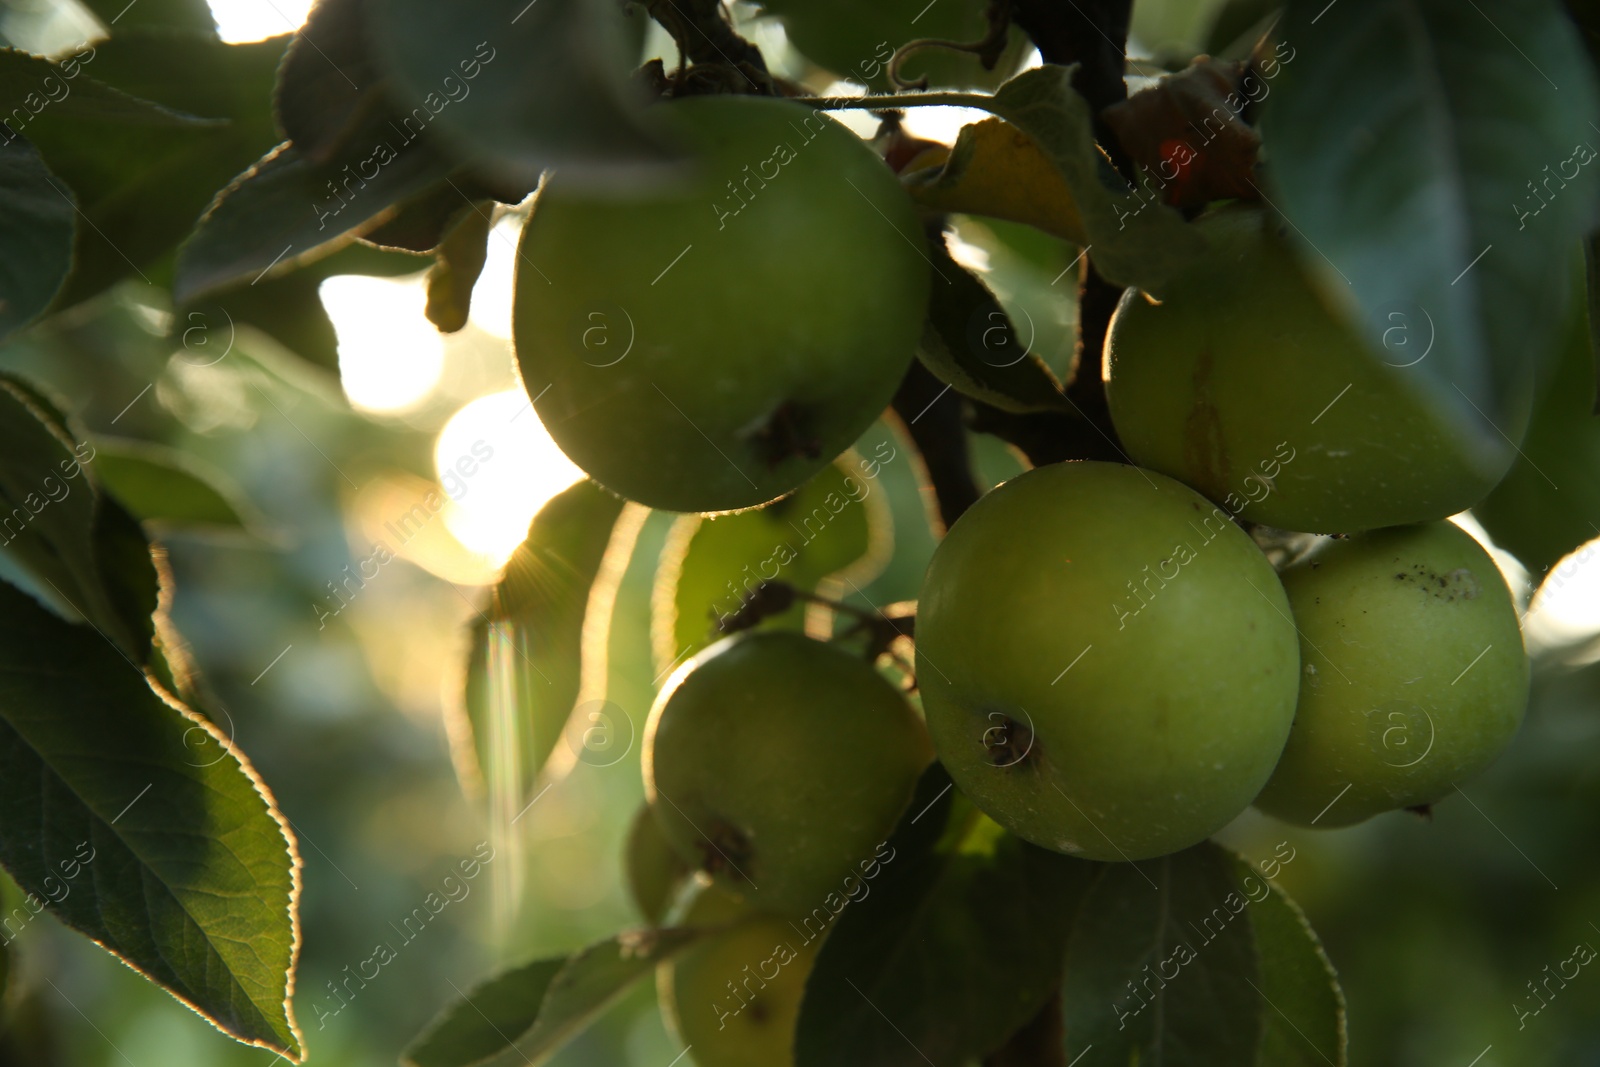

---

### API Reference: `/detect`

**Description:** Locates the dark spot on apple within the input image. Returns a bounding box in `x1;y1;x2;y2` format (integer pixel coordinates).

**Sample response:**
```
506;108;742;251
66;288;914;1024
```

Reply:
1405;803;1434;821
746;400;822;468
981;712;1035;768
747;997;770;1024
696;818;756;883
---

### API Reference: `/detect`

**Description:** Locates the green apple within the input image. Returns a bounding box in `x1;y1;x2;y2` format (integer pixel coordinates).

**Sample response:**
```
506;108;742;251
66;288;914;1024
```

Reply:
660;884;823;1067
626;801;692;926
1254;521;1529;828
916;461;1300;861
644;631;931;916
760;0;1028;91
515;95;929;514
1105;205;1531;534
1474;277;1600;578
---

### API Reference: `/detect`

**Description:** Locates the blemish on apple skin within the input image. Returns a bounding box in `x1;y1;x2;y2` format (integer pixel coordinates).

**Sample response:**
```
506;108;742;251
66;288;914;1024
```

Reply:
696;818;756;883
980;712;1035;769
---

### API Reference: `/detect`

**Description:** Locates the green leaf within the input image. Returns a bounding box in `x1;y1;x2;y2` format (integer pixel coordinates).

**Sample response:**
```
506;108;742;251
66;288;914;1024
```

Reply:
172;115;453;305
77;0;217;34
0;47;213;127
0;134;73;340
0;578;302;1059
19;34;287;304
0;376;149;659
455;481;637;799
652;457;888;672
424;201;494;333
92;437;254;530
1264;0;1600;456
504;928;703;1063
1062;843;1261;1063
920;235;1071;414
887;65;1207;293
1249;863;1346;1066
368;0;668;185
1060;842;1346;1067
1473;261;1600;575
796;766;1096;1067
403;957;567;1067
273;0;378;164
404;928;704;1067
189;241;428;372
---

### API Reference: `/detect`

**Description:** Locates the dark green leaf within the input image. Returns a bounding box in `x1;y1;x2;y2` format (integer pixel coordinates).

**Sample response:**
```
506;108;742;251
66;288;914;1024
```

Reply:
1249;862;1346;1066
1474;264;1600;575
404;928;703;1067
274;0;379;163
368;0;669;185
509;928;703;1063
190;240;428;372
455;481;635;799
920;236;1071;414
93;437;254;529
172;113;453;304
20;34;287;304
77;0;217;34
1061;843;1261;1064
403;957;567;1067
1265;0;1600;455
0;376;147;658
424;200;493;332
653;457;886;672
1060;842;1346;1066
89;493;160;665
0;578;302;1059
796;766;1096;1067
0;134;73;340
0;47;212;127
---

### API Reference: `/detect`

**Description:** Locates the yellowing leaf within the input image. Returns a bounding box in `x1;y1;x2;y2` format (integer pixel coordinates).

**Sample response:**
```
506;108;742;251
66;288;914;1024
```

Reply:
905;118;1088;245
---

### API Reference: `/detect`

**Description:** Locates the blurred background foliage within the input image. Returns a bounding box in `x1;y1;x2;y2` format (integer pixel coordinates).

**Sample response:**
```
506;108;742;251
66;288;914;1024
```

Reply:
0;0;1597;1065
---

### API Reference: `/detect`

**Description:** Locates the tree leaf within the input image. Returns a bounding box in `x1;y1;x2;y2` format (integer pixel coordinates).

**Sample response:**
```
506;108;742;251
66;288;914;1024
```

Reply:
188;240;428;372
1061;843;1261;1064
454;481;637;799
1249;863;1346;1066
19;34;287;305
424;200;494;333
0;134;73;340
172;115;452;305
403;957;567;1067
904;117;1088;243
92;437;254;530
0;376;149;659
0;47;213;127
888;66;1207;293
1264;0;1600;457
506;928;703;1063
651;457;888;673
273;0;380;164
77;0;217;34
919;234;1072;414
368;0;668;186
795;766;1096;1067
405;928;703;1067
1059;842;1346;1067
0;577;302;1059
1473;262;1600;576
